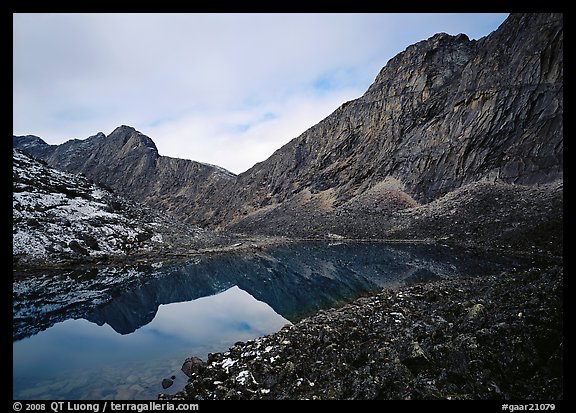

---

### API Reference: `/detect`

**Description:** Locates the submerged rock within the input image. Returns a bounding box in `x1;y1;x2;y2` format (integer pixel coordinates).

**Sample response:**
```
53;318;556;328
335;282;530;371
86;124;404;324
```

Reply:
182;357;206;378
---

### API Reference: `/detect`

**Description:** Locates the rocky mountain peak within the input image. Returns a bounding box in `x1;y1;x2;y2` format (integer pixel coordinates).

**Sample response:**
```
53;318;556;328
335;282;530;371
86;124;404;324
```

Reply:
12;134;47;149
112;124;136;134
12;149;236;271
366;30;476;104
14;126;236;226
105;125;160;157
203;12;562;232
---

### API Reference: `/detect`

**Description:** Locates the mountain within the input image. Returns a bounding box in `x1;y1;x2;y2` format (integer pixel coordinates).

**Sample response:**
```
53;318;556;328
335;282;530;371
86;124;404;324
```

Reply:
13;13;563;253
209;13;562;230
14;126;236;226
12;149;234;269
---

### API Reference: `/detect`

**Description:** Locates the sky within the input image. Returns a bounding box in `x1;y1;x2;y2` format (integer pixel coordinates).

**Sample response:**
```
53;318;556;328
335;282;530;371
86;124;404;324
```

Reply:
13;13;509;174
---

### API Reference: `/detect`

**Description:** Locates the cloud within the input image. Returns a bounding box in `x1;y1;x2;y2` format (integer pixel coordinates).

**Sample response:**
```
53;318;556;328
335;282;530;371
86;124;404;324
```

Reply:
13;13;509;173
146;86;361;173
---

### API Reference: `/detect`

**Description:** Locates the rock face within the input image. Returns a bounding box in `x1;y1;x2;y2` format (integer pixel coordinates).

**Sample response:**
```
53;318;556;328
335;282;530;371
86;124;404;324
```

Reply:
13;13;563;241
208;13;562;229
182;357;207;378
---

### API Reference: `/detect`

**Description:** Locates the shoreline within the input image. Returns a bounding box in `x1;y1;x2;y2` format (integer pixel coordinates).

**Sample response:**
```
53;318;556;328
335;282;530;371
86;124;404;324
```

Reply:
161;263;563;400
12;237;563;400
13;233;556;274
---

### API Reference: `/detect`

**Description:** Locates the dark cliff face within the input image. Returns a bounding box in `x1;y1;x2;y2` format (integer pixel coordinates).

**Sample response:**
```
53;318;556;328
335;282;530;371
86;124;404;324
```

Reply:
13;13;563;238
209;13;562;228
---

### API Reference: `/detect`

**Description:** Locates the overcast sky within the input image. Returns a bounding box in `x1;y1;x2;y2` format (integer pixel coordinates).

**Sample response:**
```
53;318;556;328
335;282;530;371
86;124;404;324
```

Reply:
13;13;508;174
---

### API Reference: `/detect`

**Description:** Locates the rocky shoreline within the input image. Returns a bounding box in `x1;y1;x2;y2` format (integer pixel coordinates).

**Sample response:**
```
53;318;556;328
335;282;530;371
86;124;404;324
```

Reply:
161;261;562;400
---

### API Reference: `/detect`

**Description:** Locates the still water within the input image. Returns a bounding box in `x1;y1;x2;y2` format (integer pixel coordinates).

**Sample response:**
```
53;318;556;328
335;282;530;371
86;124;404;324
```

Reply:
13;241;526;400
13;286;287;399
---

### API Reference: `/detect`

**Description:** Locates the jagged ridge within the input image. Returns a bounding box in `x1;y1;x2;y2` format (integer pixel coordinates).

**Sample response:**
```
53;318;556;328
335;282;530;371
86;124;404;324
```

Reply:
14;126;236;225
209;13;562;229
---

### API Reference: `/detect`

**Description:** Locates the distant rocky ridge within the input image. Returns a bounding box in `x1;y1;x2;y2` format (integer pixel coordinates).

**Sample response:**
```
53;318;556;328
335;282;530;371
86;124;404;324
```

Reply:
14;127;236;226
13;13;563;251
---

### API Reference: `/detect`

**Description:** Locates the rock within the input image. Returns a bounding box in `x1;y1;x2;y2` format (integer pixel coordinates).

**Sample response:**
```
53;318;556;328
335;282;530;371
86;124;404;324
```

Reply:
27;218;41;228
13;126;235;228
68;240;88;256
80;234;100;251
404;268;442;285
402;341;431;374
182;357;206;378
12;149;238;271
211;13;563;236
467;303;485;320
161;379;173;389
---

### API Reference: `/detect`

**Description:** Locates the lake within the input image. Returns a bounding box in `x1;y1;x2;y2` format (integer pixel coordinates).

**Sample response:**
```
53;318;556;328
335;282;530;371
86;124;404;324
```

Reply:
13;241;527;400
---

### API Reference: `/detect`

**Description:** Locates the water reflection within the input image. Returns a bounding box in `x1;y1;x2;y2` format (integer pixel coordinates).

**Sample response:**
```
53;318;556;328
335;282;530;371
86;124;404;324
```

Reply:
13;286;289;400
13;241;527;399
14;242;523;341
83;242;524;335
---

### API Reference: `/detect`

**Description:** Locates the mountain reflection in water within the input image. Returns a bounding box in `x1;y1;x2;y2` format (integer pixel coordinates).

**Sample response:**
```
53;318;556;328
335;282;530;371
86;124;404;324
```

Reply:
14;241;524;341
13;241;527;399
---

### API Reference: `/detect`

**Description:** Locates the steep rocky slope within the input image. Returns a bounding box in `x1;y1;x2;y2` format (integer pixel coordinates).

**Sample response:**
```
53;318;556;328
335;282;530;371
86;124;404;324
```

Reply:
12;150;233;269
228;179;563;256
207;13;562;230
13;13;563;244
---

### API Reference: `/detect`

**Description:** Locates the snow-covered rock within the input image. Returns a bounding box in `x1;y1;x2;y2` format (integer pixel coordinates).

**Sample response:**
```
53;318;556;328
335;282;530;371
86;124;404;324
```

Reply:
12;149;228;268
